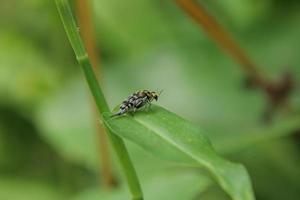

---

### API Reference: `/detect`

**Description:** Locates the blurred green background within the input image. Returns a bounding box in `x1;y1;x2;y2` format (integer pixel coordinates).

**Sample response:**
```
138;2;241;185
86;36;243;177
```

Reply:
1;0;300;199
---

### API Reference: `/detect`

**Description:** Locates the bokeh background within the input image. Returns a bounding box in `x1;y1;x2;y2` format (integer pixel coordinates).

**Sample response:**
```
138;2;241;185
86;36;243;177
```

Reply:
1;0;300;199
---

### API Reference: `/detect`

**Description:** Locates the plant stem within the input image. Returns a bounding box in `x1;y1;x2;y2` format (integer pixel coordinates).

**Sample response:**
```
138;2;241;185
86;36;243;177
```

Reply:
175;0;294;120
175;0;266;87
75;0;117;188
55;0;143;199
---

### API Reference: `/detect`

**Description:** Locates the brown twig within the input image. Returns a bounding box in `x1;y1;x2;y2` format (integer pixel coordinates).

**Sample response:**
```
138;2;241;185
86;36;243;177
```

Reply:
175;0;266;86
175;0;294;120
75;0;117;188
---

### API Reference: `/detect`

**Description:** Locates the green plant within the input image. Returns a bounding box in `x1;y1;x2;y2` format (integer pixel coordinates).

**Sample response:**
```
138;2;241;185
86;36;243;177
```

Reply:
55;0;254;199
55;0;142;199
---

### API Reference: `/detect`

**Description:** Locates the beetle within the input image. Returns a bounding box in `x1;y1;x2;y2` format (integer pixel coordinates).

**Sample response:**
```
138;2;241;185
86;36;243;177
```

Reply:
111;90;162;117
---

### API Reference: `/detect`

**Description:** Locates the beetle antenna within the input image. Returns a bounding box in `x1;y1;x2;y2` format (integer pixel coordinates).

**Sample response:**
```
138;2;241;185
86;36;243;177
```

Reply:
158;89;163;96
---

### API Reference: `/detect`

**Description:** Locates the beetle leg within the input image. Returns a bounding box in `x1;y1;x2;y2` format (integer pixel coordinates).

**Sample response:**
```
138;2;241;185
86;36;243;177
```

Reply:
133;107;137;113
127;109;134;116
145;100;152;112
148;102;152;111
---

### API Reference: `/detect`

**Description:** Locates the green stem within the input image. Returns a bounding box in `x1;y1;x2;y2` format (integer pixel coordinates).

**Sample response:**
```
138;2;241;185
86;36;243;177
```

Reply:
55;0;143;199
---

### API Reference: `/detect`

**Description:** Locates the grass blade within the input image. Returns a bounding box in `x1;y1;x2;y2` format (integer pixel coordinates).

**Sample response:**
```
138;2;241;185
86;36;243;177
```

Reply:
54;0;143;199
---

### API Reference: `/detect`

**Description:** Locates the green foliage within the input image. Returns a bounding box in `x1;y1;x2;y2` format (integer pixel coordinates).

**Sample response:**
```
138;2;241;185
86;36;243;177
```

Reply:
104;106;254;200
1;0;300;200
0;177;63;200
36;80;97;168
73;171;212;200
0;31;59;109
55;0;255;199
55;0;143;199
238;140;300;200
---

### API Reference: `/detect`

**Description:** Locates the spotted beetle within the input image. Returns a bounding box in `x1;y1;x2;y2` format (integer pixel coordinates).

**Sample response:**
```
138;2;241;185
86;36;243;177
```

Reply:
111;90;162;117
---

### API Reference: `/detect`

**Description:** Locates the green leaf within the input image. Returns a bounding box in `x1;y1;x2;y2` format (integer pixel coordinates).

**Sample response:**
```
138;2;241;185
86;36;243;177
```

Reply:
103;105;255;200
142;171;211;200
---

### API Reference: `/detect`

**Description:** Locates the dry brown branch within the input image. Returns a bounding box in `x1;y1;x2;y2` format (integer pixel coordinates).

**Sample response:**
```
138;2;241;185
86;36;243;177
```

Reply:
175;0;294;120
175;0;266;86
